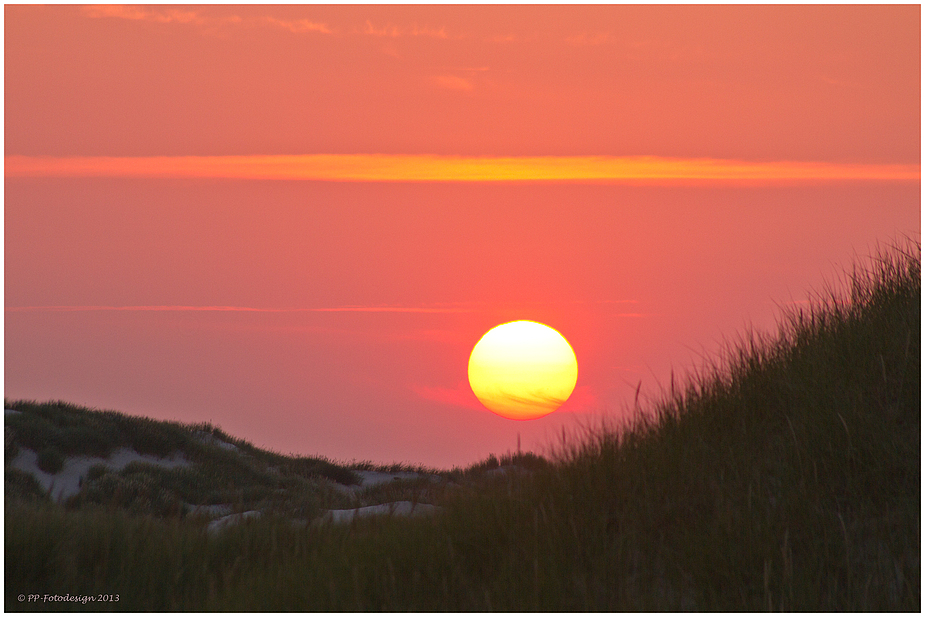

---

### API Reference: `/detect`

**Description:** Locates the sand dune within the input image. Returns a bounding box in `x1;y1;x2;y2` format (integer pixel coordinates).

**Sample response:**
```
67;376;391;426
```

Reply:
321;501;441;524
8;446;191;502
5;408;443;529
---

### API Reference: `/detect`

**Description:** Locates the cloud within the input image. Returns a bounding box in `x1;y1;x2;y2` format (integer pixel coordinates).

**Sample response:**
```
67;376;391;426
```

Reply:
83;6;331;36
565;32;611;46
77;8;503;44
5;305;475;314
81;5;203;25
432;75;475;92
308;305;474;313
496;391;569;411
363;20;401;37
411;383;485;411
263;17;332;35
362;20;453;39
410;25;450;39
6;155;919;184
412;383;598;415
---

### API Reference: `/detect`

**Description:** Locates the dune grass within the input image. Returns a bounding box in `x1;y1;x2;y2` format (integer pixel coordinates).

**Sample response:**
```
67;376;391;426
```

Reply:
4;399;366;517
5;243;919;611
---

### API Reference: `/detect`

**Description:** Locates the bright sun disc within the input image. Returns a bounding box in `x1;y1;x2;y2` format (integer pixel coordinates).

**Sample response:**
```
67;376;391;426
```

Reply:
468;320;578;420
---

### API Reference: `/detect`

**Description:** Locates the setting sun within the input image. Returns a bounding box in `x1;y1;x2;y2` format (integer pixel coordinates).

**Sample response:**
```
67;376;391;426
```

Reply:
4;3;918;467
468;321;578;420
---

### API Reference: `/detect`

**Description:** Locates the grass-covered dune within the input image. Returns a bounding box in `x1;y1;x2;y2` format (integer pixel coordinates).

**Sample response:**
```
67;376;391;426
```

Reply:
5;400;364;515
5;243;920;611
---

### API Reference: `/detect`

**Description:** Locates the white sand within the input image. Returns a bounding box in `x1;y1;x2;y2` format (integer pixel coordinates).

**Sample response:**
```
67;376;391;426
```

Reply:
322;501;441;524
9;447;191;502
206;510;262;534
6;410;442;529
486;464;526;476
185;503;234;518
332;469;441;495
355;470;427;486
193;430;239;451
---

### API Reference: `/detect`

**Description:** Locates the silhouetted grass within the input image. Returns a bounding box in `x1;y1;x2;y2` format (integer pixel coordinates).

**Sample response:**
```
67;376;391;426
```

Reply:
5;242;919;611
4;399;362;516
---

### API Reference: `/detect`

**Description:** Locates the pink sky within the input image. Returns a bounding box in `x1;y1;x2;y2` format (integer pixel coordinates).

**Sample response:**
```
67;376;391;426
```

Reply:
4;5;920;468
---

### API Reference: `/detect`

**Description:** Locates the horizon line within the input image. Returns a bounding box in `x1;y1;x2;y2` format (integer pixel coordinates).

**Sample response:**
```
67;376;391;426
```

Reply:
5;154;919;183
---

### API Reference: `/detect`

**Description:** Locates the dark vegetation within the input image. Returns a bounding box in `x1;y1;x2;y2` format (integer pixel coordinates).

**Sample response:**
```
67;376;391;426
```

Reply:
5;243;920;610
7;398;359;484
5;401;366;518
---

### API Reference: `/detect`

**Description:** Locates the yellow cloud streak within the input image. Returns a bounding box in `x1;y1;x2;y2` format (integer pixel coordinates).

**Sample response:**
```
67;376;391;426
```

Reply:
4;155;919;183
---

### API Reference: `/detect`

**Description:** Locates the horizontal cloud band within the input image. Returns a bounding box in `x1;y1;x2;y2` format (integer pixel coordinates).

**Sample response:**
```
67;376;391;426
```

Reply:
4;305;473;313
5;155;919;182
6;304;645;317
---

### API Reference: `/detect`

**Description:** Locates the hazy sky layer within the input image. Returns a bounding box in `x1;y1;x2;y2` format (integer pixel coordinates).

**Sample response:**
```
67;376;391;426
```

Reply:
6;4;919;161
4;5;920;467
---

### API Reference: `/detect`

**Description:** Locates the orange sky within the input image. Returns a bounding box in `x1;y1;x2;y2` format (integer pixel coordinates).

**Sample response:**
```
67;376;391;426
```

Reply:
6;4;919;162
4;5;920;467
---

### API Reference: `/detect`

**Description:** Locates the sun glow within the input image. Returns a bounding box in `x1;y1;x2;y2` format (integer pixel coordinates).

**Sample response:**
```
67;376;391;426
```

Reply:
468;320;578;421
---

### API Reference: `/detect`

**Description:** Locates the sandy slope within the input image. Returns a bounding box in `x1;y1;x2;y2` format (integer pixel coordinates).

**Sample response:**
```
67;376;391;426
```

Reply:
322;501;441;524
8;446;191;502
5;408;442;527
332;469;441;495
